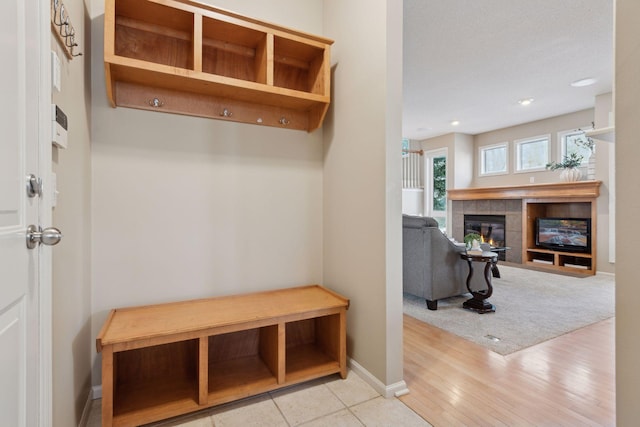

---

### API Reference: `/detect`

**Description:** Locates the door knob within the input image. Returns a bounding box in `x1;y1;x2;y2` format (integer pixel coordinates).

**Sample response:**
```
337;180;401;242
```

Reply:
26;225;63;249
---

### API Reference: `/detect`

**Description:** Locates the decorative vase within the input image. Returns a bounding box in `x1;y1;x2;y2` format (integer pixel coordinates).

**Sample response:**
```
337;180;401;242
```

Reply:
560;167;582;182
587;151;596;180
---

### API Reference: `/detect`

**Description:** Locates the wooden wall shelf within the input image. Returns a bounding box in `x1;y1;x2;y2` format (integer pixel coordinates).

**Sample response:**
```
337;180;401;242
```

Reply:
97;285;349;426
104;0;333;132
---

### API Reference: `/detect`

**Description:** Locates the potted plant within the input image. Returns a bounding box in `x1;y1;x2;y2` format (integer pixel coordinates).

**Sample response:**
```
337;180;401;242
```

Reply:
576;134;596;180
545;152;584;182
463;232;481;248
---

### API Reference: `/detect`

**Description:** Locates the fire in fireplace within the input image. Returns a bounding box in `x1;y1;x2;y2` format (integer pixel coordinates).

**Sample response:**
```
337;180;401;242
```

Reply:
464;214;506;260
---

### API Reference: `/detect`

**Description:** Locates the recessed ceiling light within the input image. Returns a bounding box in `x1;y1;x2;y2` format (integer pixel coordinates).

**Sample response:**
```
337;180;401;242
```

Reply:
450;120;460;126
518;98;534;106
571;77;597;87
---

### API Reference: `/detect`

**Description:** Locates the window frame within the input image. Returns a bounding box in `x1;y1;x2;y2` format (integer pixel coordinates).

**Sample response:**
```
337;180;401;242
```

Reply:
514;134;550;173
558;127;593;167
424;148;448;231
478;142;509;176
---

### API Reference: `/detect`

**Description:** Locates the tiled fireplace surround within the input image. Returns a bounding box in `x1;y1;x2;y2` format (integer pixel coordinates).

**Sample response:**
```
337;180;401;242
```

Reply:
452;199;523;264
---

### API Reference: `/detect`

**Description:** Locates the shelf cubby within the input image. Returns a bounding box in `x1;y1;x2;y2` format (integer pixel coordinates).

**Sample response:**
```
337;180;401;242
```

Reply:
113;0;194;69
208;327;280;404
201;17;267;83
285;314;342;383
524;199;596;275
274;36;327;94
111;340;200;423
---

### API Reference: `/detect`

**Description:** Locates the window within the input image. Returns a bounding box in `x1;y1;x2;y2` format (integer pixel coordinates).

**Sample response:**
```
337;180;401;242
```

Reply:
479;143;508;176
559;128;592;165
515;135;549;172
432;155;446;212
425;149;447;231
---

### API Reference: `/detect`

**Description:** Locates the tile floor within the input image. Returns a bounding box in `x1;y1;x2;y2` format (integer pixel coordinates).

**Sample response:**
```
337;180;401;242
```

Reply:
85;370;432;427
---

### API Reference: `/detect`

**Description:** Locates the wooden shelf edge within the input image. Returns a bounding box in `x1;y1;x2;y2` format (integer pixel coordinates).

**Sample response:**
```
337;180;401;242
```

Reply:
96;309;116;353
111;377;200;426
285;362;342;384
448;180;602;201
98;285;348;351
526;248;593;258
113;400;201;427
106;56;329;105
113;81;315;132
525;261;595;276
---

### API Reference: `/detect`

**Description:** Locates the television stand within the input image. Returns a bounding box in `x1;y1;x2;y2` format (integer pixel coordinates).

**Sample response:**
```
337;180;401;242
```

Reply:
525;248;593;275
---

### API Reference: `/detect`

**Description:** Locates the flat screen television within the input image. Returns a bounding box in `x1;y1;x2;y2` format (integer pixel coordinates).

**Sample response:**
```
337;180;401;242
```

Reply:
535;217;591;253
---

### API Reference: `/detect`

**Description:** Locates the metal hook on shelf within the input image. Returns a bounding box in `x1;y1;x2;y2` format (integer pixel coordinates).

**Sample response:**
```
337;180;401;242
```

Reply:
52;2;68;27
148;98;164;108
279;117;290;126
220;108;233;117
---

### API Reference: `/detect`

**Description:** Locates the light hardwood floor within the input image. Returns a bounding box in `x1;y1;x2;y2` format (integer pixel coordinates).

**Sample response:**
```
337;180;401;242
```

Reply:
400;315;615;427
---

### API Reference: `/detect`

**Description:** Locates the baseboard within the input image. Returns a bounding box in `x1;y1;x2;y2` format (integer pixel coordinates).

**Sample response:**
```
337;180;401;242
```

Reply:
596;270;615;278
78;387;95;427
348;358;409;398
92;384;102;399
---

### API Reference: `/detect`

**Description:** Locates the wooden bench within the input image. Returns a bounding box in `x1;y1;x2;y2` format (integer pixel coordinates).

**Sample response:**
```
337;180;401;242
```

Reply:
96;285;349;426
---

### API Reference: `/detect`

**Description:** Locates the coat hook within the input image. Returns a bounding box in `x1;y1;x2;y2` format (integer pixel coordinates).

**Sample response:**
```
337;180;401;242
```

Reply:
148;98;164;108
220;108;232;117
279;117;290;126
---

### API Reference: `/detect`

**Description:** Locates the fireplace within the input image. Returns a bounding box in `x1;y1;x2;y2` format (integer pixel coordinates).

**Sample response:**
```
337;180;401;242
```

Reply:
464;214;506;260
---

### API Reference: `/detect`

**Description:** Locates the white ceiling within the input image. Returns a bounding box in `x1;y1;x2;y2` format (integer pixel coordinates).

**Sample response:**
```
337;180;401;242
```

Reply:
402;0;614;140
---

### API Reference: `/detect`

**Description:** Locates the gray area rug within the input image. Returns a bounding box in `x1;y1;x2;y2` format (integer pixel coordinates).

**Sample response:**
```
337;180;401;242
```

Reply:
403;265;615;355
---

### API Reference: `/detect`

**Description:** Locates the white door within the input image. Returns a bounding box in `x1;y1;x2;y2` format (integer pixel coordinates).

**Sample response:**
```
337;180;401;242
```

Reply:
1;0;52;425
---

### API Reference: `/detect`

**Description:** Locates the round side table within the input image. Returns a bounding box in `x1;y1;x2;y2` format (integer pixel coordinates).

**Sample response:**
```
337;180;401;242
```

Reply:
460;251;498;314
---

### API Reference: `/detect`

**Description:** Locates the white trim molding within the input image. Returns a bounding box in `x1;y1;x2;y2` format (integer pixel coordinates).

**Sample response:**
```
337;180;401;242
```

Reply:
78;388;95;427
348;358;409;398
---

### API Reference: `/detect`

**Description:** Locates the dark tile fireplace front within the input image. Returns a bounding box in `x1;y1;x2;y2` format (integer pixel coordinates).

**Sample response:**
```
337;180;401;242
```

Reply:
464;214;506;260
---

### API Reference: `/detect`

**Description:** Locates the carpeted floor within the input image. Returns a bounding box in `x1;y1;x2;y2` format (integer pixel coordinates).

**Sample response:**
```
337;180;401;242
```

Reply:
403;265;615;355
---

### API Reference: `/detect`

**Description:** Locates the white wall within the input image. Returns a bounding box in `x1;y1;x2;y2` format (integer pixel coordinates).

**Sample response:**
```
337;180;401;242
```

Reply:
323;0;405;391
51;0;92;425
418;133;474;190
592;93;615;272
417;133;473;230
402;189;424;216
474;109;595;187
453;133;474;189
615;0;640;422
90;0;325;386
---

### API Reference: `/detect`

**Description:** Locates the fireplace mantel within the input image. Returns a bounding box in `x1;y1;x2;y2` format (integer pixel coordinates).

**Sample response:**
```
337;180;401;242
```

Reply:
448;180;601;201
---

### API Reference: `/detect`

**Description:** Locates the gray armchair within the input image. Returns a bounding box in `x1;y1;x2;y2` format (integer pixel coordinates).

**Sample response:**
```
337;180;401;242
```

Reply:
403;215;479;310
